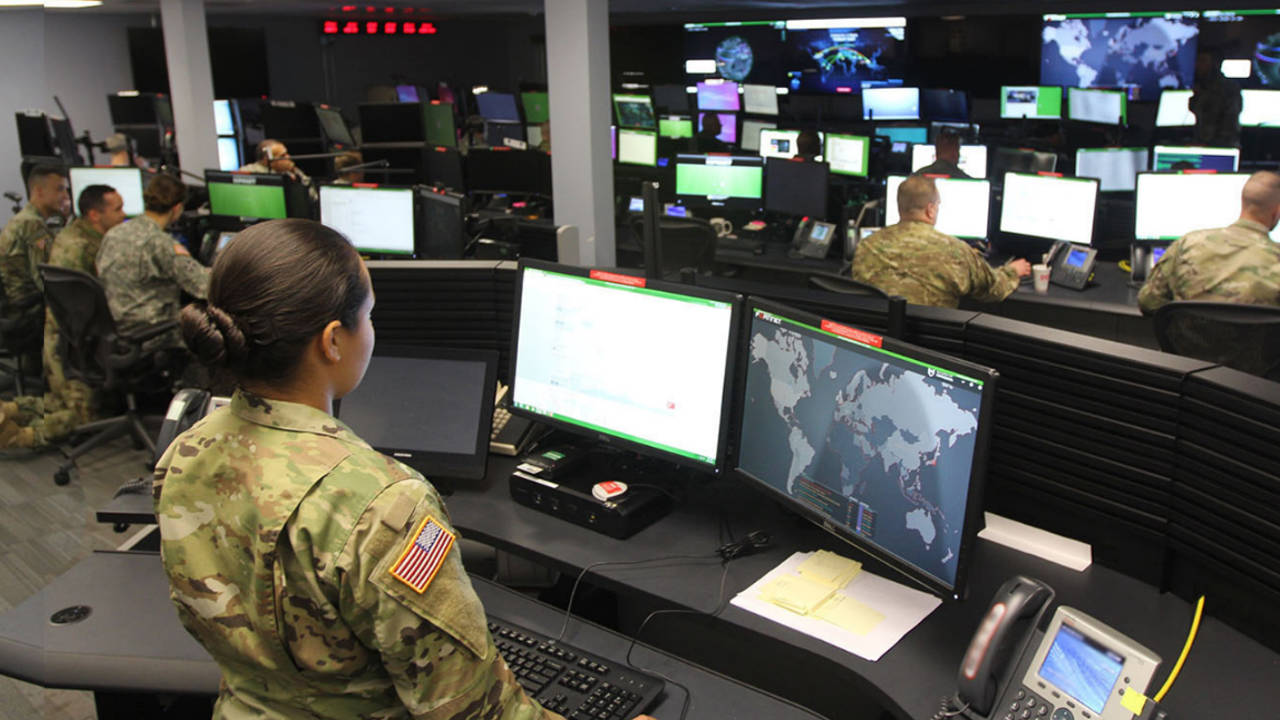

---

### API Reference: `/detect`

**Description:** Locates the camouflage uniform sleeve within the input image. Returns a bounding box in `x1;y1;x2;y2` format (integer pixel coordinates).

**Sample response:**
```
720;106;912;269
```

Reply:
173;253;210;300
1138;241;1178;315
960;245;1019;303
1;217;50;305
337;477;558;720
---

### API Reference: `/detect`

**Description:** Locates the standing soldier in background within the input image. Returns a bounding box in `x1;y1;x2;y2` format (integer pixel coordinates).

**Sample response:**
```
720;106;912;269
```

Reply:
1190;46;1243;148
0;165;69;333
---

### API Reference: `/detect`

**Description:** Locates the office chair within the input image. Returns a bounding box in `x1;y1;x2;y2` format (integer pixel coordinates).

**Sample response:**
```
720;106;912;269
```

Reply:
38;265;178;486
1153;301;1280;380
0;273;45;396
628;215;718;281
807;273;890;299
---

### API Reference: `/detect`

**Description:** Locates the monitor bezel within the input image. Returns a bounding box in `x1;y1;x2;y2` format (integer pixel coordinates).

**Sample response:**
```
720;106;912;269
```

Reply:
885;173;993;240
1151;144;1241;173
823;132;871;177
1066;87;1128;126
1073;147;1150;193
204;169;289;220
764;156;830;220
334;344;498;483
508;259;743;475
1133;170;1253;242
730;295;997;601
999;85;1063;120
318;183;417;256
998;171;1100;246
673;153;765;211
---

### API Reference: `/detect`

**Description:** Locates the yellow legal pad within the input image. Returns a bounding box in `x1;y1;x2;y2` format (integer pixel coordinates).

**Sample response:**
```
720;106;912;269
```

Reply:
813;593;886;636
797;549;863;588
758;575;838;615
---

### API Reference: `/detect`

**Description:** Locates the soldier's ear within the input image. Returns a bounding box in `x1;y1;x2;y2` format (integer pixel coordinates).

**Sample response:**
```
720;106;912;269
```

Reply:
320;320;343;364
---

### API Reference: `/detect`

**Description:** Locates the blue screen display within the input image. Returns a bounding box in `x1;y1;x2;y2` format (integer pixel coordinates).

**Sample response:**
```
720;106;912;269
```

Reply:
1038;623;1124;714
1152;246;1166;263
1067;249;1089;268
476;92;520;122
874;126;928;145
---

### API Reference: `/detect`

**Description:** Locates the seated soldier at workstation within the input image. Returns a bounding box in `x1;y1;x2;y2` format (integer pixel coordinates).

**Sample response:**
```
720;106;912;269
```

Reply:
914;130;968;178
0;165;70;334
852;175;1030;308
240;139;312;184
96;173;210;355
1138;171;1280;314
333;150;365;184
695;113;731;154
795;129;821;161
0;184;128;448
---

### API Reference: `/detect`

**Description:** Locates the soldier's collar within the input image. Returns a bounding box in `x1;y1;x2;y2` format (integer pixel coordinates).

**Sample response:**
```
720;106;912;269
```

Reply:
71;217;104;239
1233;219;1272;236
230;389;369;447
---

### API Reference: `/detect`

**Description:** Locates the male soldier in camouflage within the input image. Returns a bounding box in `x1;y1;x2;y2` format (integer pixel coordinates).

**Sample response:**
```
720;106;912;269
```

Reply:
1138;171;1280;314
0;185;127;448
155;219;656;720
0;164;69;332
914;131;969;179
96;172;208;354
1189;47;1243;148
852;175;1031;308
240;138;312;184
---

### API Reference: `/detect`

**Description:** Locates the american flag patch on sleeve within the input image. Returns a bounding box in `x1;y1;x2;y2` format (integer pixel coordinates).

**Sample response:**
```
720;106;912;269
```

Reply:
389;515;456;593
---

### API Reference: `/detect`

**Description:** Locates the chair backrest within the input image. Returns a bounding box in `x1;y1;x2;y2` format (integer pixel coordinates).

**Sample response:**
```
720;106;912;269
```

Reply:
808;273;891;299
38;264;119;385
0;271;43;353
629;215;718;280
1154;300;1280;380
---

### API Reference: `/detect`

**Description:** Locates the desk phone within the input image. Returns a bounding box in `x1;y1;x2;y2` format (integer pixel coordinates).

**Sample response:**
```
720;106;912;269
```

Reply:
792;218;837;259
1047;242;1097;291
954;577;1162;720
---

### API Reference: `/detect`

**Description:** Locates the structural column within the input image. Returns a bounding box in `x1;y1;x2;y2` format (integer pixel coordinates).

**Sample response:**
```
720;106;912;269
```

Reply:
160;0;219;174
545;0;614;266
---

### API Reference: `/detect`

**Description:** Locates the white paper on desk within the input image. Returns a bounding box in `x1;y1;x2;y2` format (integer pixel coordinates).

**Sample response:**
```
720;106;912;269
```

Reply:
730;551;941;662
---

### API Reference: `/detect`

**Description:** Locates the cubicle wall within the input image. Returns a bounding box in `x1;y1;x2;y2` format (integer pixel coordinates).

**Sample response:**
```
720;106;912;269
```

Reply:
375;265;1280;652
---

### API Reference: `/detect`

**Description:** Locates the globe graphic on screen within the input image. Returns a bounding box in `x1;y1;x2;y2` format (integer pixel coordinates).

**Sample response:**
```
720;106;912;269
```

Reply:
1256;34;1280;87
715;36;754;82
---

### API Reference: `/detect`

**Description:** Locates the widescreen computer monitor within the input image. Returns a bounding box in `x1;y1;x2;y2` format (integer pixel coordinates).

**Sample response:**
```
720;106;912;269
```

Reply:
991;147;1058;177
778;16;910;93
824;133;870;177
1041;12;1198;99
613;94;657;129
424;102;458;149
886;175;991;240
734;296;996;599
315;106;355;147
874;126;928;145
740;119;773;152
698;112;737;144
697;80;741;111
1075;147;1149;192
1135;172;1280;242
764;157;829;220
653;84;691;112
466;148;552;196
742;84;779;115
1239;89;1280;127
863;87;920;120
359;103;424;143
617;128;658;167
1152;145;1240;172
510;260;741;471
1000;172;1099;245
1067;88;1127;125
1155;89;1195;127
319;185;416;256
659;115;695;139
759;129;823;160
337;346;497;483
417;187;468;258
920;88;968;122
69;167;145;217
205;171;288;220
1000;86;1063;119
213;99;235;136
217;137;241;171
475;92;521;123
396;85;420;103
520;91;550;124
675;153;764;210
910;144;988;179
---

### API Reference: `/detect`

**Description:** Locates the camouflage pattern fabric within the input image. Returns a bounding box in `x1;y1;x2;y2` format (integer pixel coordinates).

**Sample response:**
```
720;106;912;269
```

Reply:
0;203;54;316
913;159;969;179
96;215;209;351
851;221;1020;308
1190;73;1243;148
1138;219;1280;314
154;390;558;720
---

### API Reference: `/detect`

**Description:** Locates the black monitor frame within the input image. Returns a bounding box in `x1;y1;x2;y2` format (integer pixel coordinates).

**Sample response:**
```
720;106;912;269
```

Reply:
508;259;743;475
261;100;321;139
998;171;1100;246
204;170;311;221
416;186;469;258
731;295;998;600
673;153;765;212
764;157;830;220
358;102;426;143
465;147;551;196
314;105;355;147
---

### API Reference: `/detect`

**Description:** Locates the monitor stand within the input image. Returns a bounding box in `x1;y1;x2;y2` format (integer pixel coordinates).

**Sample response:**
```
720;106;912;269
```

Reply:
508;443;678;539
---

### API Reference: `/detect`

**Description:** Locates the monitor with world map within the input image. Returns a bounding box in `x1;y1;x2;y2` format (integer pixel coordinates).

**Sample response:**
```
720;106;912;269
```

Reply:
734;298;997;599
1041;11;1200;101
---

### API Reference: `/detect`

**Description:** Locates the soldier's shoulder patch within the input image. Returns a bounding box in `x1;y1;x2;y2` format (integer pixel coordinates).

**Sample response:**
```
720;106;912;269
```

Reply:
388;515;455;594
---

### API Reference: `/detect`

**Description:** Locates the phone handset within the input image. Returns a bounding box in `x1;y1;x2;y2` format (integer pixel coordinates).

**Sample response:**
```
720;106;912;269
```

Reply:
791;218;814;249
1044;240;1070;266
956;575;1055;717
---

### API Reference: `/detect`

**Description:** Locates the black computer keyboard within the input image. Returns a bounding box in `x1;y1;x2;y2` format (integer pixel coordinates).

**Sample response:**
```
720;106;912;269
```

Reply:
489;617;664;720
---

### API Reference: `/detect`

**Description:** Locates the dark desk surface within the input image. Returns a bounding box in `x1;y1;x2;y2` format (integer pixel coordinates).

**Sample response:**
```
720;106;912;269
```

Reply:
999;261;1142;317
93;460;1280;718
0;550;820;719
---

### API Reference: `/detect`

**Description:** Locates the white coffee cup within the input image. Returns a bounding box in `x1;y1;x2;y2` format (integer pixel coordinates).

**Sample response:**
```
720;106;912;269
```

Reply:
710;217;733;237
1032;263;1051;294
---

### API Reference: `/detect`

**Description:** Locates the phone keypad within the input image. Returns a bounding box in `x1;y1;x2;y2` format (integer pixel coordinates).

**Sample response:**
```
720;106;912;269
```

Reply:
1003;687;1051;720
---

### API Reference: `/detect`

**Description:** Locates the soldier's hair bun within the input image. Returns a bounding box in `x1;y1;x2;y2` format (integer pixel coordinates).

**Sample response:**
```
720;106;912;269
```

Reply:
181;301;248;369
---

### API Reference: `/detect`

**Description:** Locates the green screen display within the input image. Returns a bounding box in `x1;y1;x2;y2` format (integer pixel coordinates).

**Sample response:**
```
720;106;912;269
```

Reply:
1000;86;1062;119
423;102;457;148
520;92;549;124
659;117;694;138
208;182;287;219
675;162;763;199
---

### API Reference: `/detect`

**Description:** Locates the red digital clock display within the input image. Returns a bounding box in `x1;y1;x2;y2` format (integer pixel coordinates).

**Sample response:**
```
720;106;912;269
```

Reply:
322;19;438;35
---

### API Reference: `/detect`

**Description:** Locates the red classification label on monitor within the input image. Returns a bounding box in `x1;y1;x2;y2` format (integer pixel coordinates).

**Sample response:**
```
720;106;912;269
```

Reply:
820;319;882;348
589;270;646;288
